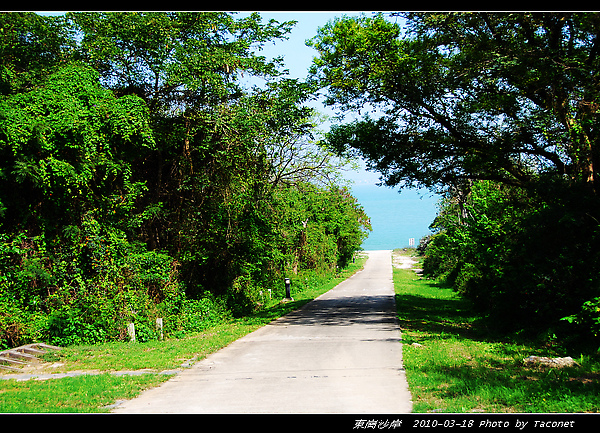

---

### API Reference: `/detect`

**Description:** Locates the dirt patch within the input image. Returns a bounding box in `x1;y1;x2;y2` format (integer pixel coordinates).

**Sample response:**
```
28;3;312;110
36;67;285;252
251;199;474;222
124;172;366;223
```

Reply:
392;250;422;274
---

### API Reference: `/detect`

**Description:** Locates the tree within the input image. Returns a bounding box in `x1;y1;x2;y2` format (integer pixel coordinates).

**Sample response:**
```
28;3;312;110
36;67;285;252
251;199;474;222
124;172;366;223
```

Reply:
308;12;600;194
0;12;74;95
423;178;600;340
261;81;356;189
0;62;154;238
69;12;294;113
309;12;600;345
0;62;173;346
66;12;296;293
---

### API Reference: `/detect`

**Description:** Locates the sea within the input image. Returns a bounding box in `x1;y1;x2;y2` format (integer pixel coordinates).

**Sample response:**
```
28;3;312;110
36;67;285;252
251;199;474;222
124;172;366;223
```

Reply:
350;183;440;251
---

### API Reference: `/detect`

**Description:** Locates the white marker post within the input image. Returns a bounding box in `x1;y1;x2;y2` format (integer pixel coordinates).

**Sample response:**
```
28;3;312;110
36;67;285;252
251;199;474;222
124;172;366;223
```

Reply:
127;323;136;342
156;318;164;340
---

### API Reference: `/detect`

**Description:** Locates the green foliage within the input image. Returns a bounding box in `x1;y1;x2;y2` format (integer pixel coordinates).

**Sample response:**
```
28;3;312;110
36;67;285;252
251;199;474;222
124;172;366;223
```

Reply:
0;12;74;95
310;12;600;348
562;298;600;339
0;12;370;348
422;179;600;348
310;12;600;192
0;62;154;238
272;183;370;275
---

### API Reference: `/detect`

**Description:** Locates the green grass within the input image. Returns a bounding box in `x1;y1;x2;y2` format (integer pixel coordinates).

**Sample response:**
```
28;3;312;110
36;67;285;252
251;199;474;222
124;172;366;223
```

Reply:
15;252;599;414
0;374;171;413
394;254;600;413
0;255;367;413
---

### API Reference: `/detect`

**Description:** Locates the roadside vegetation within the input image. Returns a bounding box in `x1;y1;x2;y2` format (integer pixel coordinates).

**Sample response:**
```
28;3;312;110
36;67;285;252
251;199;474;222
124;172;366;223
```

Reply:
0;12;370;351
394;250;600;413
0;256;366;413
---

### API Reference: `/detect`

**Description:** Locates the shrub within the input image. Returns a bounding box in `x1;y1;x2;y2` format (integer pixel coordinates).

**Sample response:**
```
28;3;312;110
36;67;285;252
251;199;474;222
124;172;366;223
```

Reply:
422;179;600;346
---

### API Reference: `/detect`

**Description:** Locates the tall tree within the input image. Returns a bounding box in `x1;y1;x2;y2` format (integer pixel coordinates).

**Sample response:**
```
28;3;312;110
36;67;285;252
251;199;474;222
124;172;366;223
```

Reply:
69;12;294;112
309;12;600;343
0;12;74;95
66;13;294;289
308;12;600;194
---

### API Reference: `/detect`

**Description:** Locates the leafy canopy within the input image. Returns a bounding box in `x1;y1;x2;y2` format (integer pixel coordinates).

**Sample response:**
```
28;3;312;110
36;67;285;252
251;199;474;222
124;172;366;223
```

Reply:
308;12;600;193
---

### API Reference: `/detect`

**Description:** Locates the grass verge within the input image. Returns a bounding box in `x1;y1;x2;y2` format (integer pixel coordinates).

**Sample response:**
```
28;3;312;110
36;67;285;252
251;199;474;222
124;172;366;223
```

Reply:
0;373;170;413
394;252;600;413
0;254;367;413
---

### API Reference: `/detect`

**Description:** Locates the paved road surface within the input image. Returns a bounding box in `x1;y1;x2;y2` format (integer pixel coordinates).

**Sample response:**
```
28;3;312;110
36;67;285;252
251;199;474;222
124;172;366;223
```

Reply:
112;250;412;414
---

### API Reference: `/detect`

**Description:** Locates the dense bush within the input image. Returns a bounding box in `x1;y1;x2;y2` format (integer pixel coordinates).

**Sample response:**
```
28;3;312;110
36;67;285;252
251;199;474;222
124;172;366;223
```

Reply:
422;179;600;347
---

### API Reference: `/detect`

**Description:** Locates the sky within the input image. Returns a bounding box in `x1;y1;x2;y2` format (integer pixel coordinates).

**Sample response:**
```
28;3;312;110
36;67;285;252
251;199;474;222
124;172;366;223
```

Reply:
239;12;361;78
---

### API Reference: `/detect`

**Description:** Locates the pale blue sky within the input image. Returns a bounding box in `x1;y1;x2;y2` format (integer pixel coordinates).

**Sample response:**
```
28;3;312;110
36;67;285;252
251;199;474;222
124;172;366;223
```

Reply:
238;12;365;78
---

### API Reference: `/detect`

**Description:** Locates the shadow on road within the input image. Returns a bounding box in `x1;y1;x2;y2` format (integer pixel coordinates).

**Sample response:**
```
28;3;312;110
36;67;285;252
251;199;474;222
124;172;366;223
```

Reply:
272;294;400;331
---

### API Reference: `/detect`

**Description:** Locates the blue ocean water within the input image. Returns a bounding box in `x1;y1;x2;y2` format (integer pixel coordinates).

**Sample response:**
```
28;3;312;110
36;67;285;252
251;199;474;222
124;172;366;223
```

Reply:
350;184;440;250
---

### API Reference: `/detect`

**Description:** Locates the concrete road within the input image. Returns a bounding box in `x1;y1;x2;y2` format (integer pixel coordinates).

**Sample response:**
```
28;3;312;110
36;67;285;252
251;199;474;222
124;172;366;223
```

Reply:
112;250;412;414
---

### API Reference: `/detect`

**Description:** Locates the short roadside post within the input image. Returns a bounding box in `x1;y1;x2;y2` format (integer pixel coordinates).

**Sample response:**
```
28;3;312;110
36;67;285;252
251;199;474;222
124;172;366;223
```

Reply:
284;277;292;300
156;317;164;340
127;323;136;342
